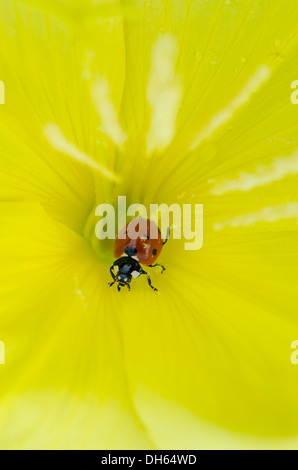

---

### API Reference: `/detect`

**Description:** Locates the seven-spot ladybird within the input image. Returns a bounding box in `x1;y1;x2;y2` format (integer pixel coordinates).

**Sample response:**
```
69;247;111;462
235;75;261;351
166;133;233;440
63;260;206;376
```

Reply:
109;218;169;292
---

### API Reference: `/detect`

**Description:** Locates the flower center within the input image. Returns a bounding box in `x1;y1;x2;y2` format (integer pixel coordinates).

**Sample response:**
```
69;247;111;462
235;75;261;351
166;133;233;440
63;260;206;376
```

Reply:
83;204;115;263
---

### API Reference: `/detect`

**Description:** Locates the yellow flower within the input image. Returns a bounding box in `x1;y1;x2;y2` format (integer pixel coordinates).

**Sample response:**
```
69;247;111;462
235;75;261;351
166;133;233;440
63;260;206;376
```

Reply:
1;0;298;450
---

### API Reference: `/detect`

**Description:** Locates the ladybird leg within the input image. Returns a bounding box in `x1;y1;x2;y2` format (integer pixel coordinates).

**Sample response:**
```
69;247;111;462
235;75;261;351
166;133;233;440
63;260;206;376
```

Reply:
162;227;170;245
149;263;166;273
115;281;131;292
108;266;117;287
119;281;131;291
110;266;116;281
108;278;117;287
142;269;158;292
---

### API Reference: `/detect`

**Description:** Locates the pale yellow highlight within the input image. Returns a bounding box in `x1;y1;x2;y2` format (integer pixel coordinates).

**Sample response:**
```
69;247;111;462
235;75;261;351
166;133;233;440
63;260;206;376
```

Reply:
212;151;298;195
0;81;5;104
91;78;127;147
190;65;271;151
0;391;153;449
135;387;298;450
146;34;182;154
214;202;298;231
43;123;120;182
0;341;4;365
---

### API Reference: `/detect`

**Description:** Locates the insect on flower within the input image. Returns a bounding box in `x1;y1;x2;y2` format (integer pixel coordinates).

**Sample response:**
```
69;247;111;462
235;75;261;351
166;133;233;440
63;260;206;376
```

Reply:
109;218;169;292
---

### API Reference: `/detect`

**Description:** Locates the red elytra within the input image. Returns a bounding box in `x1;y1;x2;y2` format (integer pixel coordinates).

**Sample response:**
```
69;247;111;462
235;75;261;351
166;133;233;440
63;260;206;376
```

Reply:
114;218;164;266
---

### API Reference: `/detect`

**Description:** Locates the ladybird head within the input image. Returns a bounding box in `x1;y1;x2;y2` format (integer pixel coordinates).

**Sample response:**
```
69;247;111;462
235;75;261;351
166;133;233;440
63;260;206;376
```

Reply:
124;246;137;257
109;270;132;291
116;272;132;285
109;256;142;292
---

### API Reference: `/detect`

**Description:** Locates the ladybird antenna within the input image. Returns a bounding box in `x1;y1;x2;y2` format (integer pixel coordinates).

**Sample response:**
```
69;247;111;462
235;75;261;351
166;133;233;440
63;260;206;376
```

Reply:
162;226;170;245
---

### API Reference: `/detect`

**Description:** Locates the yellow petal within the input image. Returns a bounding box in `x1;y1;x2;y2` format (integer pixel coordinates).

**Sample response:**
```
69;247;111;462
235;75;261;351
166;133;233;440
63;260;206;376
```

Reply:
0;0;126;231
117;0;298;205
114;225;298;437
2;0;298;450
0;202;155;449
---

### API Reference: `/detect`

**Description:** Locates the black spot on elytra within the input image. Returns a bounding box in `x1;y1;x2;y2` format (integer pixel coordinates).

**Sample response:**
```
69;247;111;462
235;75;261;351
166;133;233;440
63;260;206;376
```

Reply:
152;248;157;256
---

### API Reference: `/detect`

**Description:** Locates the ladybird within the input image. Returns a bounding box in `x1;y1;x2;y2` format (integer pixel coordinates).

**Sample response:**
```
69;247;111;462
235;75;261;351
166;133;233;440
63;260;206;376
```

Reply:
109;218;169;292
